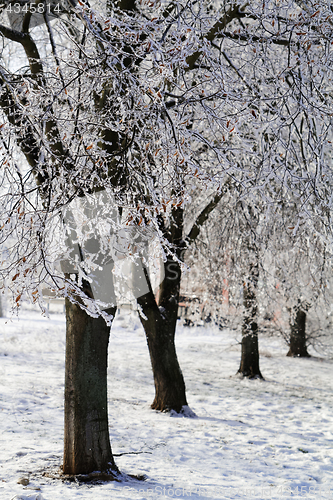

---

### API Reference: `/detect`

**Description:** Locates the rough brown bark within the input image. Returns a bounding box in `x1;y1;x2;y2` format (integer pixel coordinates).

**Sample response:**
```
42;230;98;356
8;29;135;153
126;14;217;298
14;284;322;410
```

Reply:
237;261;263;379
287;307;310;358
63;297;118;475
135;259;187;413
139;299;187;412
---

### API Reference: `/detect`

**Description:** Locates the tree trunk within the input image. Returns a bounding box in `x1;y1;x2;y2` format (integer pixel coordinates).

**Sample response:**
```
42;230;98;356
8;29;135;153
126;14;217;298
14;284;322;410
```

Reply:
63;298;118;475
139;295;187;412
135;259;187;412
237;262;263;379
287;307;310;357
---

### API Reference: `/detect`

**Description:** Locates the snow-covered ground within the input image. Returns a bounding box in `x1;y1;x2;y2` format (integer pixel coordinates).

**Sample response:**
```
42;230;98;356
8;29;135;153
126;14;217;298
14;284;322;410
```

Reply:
0;304;333;500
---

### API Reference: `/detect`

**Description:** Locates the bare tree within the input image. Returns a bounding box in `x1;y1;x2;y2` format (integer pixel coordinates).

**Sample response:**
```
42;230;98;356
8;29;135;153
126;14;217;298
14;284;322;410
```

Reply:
1;0;333;475
0;0;250;474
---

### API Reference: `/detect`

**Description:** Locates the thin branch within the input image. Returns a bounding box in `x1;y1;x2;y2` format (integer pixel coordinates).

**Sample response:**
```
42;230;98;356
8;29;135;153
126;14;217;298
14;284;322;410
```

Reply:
186;3;249;70
186;188;228;246
113;450;152;456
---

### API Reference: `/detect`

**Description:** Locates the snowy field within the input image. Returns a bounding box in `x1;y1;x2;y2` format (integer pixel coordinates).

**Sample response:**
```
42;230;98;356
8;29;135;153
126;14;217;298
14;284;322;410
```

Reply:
0;304;333;500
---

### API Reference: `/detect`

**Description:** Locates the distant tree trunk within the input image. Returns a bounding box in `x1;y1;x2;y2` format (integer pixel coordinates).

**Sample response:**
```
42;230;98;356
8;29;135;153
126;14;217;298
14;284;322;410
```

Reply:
237;258;263;379
63;295;118;475
135;258;187;413
287;306;310;357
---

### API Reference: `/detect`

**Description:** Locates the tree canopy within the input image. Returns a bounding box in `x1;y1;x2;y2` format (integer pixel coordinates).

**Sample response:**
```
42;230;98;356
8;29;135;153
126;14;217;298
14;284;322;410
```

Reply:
0;0;332;315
